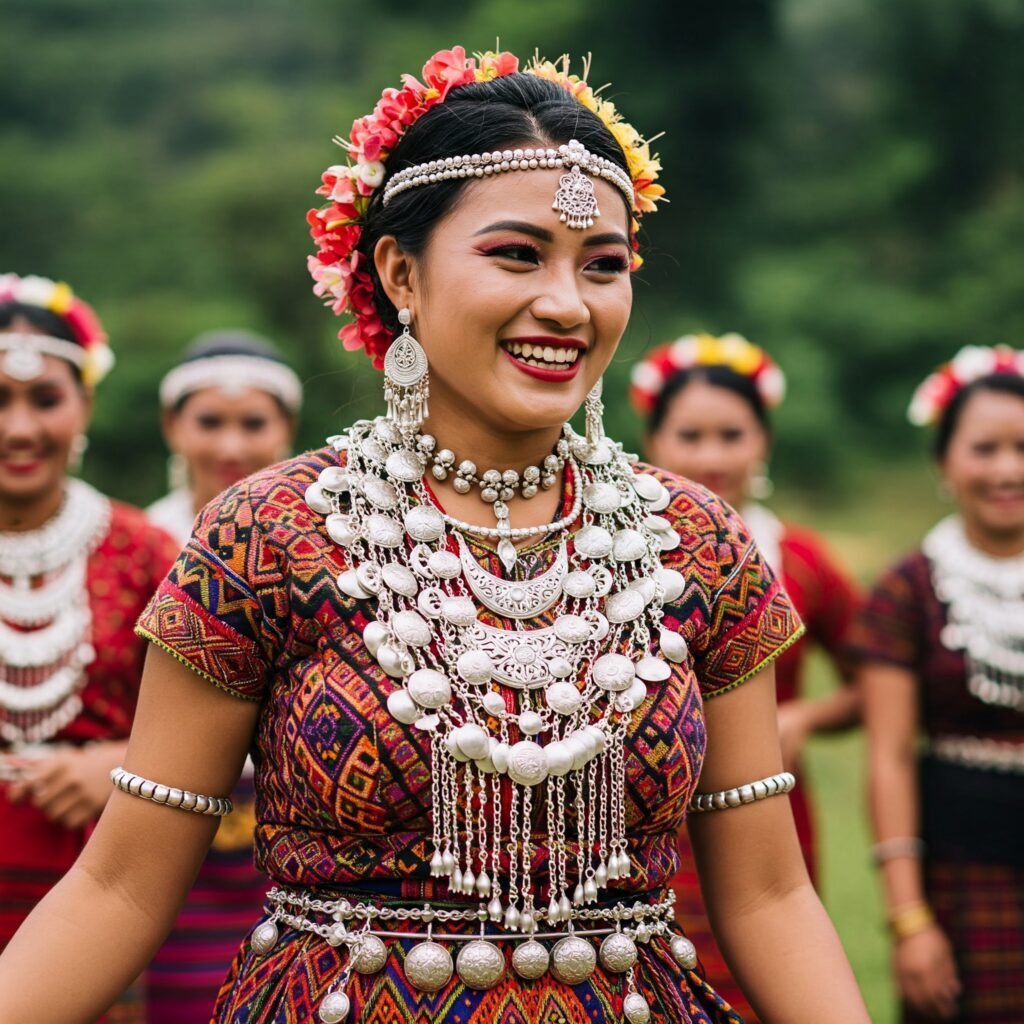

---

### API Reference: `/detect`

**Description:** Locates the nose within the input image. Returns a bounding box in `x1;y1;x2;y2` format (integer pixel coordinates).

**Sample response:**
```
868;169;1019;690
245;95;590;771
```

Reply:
0;400;41;447
528;262;590;330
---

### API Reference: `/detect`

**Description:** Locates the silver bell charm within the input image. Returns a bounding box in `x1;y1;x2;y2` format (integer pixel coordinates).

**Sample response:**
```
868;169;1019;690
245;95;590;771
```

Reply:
250;918;279;955
670;934;698;970
623;990;651;1023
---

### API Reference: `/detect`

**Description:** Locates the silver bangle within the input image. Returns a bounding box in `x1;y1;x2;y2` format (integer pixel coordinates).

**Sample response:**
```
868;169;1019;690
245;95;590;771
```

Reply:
871;837;926;865
688;771;796;813
110;766;233;817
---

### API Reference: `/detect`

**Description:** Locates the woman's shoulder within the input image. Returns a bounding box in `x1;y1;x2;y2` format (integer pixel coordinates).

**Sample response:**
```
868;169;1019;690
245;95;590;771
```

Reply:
631;460;739;537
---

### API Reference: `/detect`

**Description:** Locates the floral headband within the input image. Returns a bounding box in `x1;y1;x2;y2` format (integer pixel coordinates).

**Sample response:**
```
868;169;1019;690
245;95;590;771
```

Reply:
307;47;665;369
0;273;114;387
907;344;1024;427
629;333;786;417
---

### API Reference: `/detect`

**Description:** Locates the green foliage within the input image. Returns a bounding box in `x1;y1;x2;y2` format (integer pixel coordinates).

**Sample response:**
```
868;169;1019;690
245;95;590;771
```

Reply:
1;0;1020;511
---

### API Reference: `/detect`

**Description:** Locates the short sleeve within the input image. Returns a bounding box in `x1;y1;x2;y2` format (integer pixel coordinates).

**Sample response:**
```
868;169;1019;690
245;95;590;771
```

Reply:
654;475;804;700
847;554;925;671
135;481;288;701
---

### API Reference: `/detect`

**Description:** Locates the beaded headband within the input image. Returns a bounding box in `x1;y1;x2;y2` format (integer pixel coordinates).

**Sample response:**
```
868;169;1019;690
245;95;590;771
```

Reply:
630;333;786;417
0;273;114;387
307;48;665;369
382;140;634;231
159;354;304;413
908;344;1024;427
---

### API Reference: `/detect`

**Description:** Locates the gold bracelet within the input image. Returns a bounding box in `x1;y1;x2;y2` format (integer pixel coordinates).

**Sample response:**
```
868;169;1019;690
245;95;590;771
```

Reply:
888;902;935;941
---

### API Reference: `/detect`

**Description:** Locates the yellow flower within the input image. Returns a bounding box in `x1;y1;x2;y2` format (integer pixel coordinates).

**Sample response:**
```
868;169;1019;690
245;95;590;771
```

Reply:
48;281;74;315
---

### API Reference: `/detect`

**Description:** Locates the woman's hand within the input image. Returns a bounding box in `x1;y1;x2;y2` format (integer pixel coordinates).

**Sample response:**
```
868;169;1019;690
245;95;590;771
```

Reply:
895;924;961;1020
7;742;126;830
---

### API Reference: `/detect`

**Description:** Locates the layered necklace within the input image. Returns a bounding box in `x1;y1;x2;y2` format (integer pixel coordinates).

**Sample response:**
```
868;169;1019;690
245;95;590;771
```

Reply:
925;515;1024;713
0;479;110;743
304;417;688;931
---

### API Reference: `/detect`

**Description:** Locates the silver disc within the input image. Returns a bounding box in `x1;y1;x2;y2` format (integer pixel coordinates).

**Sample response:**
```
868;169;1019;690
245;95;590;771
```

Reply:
325;513;358;548
612;528;648;562
582;481;622;514
550;935;596;985
318;991;351;1023
656;568;685;603
511;939;550;979
381;562;418;598
365;514;403;548
670;934;698;970
352;934;389;974
318;466;350;493
591;653;636;692
406;668;452;709
250;919;279;955
456;940;506;990
598;932;638;973
605;589;645;624
392;610;432;647
660;628;689;663
623;991;651;1024
574;525;613;560
404;505;444;542
507;740;549;786
553;614;591;644
635;656;671;683
403;940;453;992
562;571;597;599
385;449;424;483
428;550;462;579
361;476;398;510
545;681;582;716
457;649;494;684
631;473;663;503
441;596;478;627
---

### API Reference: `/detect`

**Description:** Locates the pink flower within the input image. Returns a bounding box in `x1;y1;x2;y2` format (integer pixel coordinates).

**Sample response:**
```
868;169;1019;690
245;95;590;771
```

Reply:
478;51;519;79
421;46;475;98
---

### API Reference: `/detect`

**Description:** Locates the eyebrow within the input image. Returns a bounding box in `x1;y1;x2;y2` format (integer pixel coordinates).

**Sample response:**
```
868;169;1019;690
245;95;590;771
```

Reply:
474;220;630;248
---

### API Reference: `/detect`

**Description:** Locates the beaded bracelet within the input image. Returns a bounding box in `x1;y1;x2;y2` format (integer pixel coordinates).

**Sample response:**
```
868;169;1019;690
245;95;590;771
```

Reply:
688;771;796;813
871;836;926;866
888;902;935;942
110;766;233;817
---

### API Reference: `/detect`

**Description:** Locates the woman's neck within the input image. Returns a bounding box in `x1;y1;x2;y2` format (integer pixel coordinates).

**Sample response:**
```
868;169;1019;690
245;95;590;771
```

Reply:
961;516;1024;559
0;485;65;533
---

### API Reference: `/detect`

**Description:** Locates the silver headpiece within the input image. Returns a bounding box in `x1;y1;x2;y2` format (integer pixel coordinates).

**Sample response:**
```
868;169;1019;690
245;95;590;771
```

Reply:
382;140;633;230
0;332;89;382
159;355;304;413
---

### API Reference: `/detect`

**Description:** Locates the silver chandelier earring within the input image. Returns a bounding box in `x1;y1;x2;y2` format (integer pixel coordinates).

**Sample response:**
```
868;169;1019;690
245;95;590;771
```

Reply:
167;452;190;492
585;378;606;448
384;308;429;436
67;434;88;474
749;461;774;500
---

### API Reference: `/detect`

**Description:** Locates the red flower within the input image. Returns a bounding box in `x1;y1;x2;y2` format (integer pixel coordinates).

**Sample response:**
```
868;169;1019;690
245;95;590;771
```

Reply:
421;46;475;98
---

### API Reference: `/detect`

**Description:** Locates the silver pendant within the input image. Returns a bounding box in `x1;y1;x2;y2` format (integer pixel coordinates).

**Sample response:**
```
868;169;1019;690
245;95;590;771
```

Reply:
511;939;550;979
605;589;645;624
250;918;279;955
463;623;576;689
458;536;567;619
670;934;698;970
455;940;506;989
598;932;638;972
623;991;652;1024
550;935;597;984
318;991;351;1023
404;505;444;542
403;941;453;992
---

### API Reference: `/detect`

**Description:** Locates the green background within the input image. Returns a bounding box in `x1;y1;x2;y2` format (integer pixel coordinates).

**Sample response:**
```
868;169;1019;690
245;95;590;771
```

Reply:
4;1;1022;1016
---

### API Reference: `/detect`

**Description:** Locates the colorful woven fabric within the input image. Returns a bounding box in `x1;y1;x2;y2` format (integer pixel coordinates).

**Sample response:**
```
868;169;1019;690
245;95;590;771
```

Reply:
670;523;860;1023
137;446;800;1023
851;548;1024;1021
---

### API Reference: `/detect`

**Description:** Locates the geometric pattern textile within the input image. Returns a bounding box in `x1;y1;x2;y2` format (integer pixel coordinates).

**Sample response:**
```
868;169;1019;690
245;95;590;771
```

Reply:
136;447;801;1023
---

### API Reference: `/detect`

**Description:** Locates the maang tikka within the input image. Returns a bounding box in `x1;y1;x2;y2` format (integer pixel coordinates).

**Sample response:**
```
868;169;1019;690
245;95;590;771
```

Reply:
383;308;429;435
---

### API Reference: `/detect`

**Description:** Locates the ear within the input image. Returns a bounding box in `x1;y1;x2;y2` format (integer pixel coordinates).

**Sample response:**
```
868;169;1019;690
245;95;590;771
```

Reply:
373;235;418;315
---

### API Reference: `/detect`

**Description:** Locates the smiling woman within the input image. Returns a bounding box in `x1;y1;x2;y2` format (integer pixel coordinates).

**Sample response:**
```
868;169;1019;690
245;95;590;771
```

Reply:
0;274;179;1022
0;50;869;1024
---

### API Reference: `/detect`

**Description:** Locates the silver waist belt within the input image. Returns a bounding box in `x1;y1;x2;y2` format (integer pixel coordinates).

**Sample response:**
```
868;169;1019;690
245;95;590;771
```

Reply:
931;734;1024;775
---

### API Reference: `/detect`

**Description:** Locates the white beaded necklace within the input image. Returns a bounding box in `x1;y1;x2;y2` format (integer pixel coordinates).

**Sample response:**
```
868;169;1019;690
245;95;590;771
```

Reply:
924;515;1024;712
0;479;110;743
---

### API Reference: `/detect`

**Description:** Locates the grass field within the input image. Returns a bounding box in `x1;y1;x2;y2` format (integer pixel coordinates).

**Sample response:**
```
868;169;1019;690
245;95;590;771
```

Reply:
772;461;946;1022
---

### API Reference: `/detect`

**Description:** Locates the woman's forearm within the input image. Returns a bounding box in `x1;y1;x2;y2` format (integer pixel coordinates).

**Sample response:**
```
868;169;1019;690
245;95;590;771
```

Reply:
711;881;870;1023
796;683;861;735
870;743;926;913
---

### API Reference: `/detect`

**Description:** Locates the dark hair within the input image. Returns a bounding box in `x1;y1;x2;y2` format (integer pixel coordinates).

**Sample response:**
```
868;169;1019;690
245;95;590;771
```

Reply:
171;328;294;416
647;364;771;434
935;373;1024;458
0;301;78;344
0;301;83;383
358;74;632;334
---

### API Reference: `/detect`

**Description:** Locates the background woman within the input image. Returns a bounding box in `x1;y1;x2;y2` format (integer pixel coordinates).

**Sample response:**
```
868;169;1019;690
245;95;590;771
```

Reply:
851;345;1024;1023
0;274;178;1021
0;52;868;1023
145;329;303;1022
632;332;861;1021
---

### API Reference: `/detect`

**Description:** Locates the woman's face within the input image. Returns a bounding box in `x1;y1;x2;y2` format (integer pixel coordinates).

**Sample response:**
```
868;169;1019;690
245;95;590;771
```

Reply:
941;389;1024;543
164;386;293;503
0;320;90;506
380;168;634;439
645;379;768;508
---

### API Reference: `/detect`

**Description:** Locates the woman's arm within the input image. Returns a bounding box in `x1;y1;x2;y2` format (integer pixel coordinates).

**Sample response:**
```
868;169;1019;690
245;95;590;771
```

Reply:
0;646;259;1024
776;685;860;772
862;661;960;1020
689;667;869;1023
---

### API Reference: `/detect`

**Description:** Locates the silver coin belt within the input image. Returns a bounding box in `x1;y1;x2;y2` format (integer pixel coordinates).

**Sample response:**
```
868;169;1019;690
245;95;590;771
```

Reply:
931;734;1024;775
252;887;698;1024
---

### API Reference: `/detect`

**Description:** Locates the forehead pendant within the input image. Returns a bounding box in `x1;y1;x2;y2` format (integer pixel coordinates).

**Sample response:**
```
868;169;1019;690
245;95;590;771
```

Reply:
2;341;45;382
553;167;599;230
